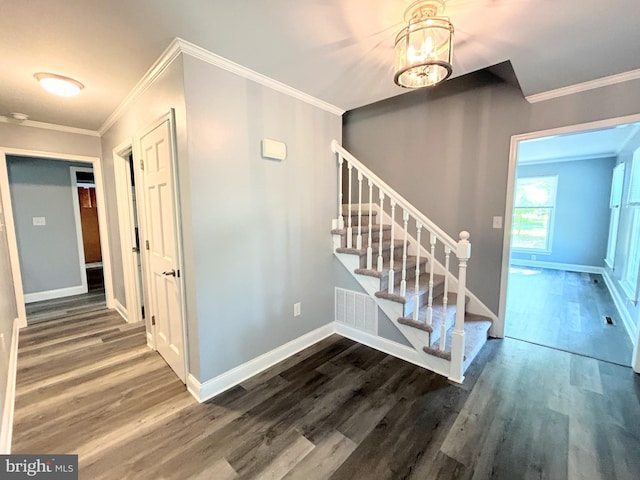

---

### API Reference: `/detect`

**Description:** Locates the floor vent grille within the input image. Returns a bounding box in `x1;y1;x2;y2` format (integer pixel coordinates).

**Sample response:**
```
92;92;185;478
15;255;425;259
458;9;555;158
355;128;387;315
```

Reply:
335;287;378;334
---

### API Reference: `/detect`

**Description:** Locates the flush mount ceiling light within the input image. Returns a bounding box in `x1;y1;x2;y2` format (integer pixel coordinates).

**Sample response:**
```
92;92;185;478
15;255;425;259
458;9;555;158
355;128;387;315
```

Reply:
394;0;454;89
34;72;84;97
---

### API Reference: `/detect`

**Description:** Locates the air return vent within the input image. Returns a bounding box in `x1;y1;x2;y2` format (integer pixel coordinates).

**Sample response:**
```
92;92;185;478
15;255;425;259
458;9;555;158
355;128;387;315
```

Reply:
335;287;378;334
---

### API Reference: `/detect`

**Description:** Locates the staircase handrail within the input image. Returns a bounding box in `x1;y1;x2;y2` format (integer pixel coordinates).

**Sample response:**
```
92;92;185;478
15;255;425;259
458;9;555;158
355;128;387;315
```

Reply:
332;140;460;252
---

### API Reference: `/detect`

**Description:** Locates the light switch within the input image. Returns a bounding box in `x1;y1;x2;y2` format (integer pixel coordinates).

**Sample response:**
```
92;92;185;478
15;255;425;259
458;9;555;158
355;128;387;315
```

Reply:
33;216;46;226
492;216;503;229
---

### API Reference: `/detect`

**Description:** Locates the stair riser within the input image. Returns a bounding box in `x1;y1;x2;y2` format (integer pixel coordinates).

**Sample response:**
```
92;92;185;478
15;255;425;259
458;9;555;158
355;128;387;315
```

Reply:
342;213;378;227
426;307;457;347
356;246;404;269
402;281;446;318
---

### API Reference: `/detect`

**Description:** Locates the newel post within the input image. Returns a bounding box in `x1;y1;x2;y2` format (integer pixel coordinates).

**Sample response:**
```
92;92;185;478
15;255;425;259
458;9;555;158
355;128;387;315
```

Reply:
450;231;471;383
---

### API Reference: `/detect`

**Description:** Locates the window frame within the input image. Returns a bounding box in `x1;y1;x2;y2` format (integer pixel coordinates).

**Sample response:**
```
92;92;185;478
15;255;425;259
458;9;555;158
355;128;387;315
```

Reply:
511;175;559;254
620;151;640;302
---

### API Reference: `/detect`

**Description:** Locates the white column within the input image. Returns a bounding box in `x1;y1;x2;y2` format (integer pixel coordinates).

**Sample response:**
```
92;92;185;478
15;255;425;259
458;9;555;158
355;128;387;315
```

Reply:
356;171;363;249
377;192;385;272
426;233;436;327
388;200;396;294
367;180;373;269
440;246;451;352
346;163;353;248
337;156;344;229
450;231;471;383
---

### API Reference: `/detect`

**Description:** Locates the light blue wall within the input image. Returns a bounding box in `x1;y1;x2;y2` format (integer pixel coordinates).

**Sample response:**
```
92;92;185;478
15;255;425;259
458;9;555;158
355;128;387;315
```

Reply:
511;157;615;267
7;156;91;295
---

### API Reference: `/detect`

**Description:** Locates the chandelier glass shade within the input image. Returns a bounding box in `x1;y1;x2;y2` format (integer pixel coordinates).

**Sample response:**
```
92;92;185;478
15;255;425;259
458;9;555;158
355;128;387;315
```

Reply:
394;0;454;88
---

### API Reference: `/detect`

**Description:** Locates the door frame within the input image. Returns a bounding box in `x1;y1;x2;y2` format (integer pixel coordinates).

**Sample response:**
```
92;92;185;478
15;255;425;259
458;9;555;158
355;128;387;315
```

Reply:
113;140;146;327
0;148;114;327
498;112;640;372
69;166;94;297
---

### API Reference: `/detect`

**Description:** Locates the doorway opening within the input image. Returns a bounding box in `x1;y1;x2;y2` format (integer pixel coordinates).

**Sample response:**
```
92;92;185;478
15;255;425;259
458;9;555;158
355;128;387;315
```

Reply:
500;119;640;367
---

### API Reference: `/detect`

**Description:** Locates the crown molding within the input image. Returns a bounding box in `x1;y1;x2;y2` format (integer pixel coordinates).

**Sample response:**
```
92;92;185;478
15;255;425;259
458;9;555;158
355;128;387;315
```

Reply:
518;152;617;166
98;38;183;135
0;116;99;137
526;68;640;104
176;38;345;116
98;37;344;136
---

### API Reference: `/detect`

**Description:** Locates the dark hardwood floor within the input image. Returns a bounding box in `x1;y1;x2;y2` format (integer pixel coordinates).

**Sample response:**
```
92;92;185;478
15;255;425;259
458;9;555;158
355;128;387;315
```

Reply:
12;308;640;479
505;267;634;366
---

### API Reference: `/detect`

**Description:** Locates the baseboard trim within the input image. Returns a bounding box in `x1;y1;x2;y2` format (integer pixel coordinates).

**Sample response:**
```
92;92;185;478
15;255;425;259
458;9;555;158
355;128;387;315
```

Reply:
24;285;87;304
602;270;636;344
187;323;335;403
510;259;604;275
0;319;20;453
113;299;128;322
334;323;451;379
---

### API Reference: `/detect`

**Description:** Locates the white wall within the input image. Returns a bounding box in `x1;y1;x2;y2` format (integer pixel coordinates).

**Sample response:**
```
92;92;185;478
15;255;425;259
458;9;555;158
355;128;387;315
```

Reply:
182;54;342;382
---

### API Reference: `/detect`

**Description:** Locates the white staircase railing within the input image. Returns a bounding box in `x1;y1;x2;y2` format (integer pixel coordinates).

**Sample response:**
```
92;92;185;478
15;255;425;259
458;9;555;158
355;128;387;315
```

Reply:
332;140;471;382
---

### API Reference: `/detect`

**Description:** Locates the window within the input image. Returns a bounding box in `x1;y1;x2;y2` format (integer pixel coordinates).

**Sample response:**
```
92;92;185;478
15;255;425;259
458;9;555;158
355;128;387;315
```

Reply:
605;163;625;268
511;176;558;252
621;151;640;301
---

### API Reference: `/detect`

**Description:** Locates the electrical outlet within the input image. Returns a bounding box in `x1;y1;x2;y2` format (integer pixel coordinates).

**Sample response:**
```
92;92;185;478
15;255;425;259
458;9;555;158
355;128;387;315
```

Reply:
33;216;46;226
492;216;503;229
531;254;537;261
294;302;301;317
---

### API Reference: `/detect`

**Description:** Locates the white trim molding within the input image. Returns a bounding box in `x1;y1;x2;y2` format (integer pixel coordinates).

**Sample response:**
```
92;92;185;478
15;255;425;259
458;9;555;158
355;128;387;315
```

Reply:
187;323;335;403
0;318;20;454
99;37;344;135
24;285;87;304
113;299;128;322
602;270;636;344
0;116;99;137
526;68;640;104
509;259;605;275
70;166;93;297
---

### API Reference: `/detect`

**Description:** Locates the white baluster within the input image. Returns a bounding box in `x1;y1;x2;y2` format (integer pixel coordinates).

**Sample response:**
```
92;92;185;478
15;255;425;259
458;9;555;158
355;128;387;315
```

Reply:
440;246;451;351
357;171;363;250
346;163;353;248
388;200;396;294
337;156;344;229
450;231;471;382
413;223;422;322
400;210;409;297
426;233;436;327
367;180;373;269
377;192;385;272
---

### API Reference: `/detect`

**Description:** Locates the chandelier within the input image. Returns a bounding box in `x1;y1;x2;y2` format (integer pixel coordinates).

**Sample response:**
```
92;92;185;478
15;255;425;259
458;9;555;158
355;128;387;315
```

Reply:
394;0;454;88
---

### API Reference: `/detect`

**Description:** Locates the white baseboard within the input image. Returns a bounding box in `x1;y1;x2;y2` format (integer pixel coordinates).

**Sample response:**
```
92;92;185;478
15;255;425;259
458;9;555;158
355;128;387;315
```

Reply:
24;285;88;304
0;319;20;454
187;323;335;403
510;259;604;275
602;270;636;344
334;323;451;379
113;299;128;322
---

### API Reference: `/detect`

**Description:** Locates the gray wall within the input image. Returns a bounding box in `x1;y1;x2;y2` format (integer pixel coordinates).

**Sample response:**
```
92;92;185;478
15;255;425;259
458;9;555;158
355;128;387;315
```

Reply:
7;156;89;295
182;54;342;382
511;157;615;267
343;72;640;315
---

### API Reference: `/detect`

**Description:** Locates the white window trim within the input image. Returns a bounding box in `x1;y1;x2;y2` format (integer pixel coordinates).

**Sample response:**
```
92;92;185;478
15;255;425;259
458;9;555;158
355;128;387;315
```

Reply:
605;163;626;269
620;208;640;303
511;175;558;254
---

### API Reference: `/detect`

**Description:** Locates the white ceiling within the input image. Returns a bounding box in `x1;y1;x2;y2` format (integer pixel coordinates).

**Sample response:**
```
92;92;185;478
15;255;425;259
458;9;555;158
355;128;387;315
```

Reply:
1;0;640;131
518;124;640;163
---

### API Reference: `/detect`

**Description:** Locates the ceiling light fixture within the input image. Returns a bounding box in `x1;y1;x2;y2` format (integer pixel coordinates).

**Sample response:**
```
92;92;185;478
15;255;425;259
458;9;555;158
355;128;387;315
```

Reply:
34;73;84;97
394;0;454;89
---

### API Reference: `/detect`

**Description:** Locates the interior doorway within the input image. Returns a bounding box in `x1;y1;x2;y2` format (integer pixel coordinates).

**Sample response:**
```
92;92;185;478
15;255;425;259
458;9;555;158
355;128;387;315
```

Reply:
499;115;640;371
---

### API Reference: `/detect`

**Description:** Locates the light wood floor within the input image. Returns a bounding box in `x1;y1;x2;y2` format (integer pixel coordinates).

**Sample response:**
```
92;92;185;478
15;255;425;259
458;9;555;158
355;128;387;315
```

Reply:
25;290;106;324
506;267;633;366
12;309;640;479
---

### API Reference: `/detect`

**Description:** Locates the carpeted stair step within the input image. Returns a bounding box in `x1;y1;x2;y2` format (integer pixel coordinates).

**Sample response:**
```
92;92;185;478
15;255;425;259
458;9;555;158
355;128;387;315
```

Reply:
422;313;492;366
336;239;404;269
354;255;429;291
397;293;467;346
331;224;393;249
375;274;445;318
341;206;378;227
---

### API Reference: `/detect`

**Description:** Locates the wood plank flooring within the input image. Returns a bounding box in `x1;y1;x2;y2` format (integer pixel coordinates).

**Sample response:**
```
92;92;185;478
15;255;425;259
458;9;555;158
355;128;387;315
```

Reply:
25;290;106;324
505;267;633;366
12;309;640;479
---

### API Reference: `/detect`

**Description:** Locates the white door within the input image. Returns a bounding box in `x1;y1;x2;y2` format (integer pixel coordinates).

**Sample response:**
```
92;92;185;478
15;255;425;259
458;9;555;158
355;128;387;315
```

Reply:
137;113;186;382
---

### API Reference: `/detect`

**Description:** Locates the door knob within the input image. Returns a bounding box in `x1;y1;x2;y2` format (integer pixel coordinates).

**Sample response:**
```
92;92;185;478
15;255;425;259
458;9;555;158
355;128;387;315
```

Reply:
162;269;176;277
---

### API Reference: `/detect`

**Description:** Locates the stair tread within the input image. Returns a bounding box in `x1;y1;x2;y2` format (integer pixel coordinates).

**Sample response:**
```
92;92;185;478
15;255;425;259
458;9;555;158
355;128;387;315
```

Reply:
341;206;378;215
397;294;460;333
423;315;492;361
354;255;428;279
332;224;392;235
375;274;445;304
336;239;404;256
